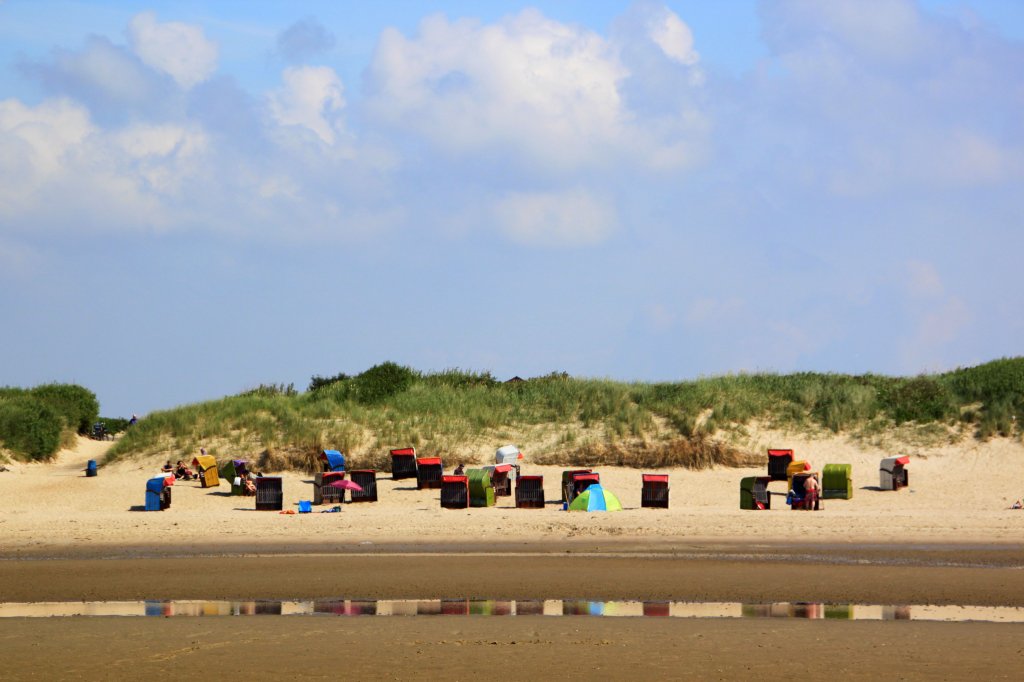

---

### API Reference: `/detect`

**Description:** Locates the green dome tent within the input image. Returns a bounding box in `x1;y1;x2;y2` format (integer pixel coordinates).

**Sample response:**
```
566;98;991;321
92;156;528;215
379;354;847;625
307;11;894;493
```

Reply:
568;483;622;512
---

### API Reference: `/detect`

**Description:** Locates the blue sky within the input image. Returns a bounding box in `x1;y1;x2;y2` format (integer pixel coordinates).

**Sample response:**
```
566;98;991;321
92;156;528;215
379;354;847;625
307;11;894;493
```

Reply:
1;0;1022;417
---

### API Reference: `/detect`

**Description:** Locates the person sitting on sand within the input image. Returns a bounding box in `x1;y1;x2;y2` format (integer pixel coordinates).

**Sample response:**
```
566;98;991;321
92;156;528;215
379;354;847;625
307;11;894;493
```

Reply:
161;461;173;473
454;463;465;476
243;473;257;495
174;460;195;481
1012;500;1022;510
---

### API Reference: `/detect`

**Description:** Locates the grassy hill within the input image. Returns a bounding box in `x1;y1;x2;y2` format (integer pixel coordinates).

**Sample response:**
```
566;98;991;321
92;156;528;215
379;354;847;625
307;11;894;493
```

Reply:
105;358;1024;472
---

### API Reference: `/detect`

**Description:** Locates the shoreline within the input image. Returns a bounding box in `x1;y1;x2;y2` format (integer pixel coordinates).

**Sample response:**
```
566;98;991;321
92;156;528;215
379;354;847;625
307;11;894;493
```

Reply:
4;545;1024;606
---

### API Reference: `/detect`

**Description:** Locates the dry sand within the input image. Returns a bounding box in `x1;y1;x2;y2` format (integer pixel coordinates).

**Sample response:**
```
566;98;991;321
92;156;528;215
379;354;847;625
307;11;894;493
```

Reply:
2;435;1024;680
3;433;1024;552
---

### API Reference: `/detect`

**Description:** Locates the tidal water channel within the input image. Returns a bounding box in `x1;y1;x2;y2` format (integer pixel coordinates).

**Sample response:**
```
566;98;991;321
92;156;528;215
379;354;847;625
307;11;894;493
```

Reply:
1;599;1023;623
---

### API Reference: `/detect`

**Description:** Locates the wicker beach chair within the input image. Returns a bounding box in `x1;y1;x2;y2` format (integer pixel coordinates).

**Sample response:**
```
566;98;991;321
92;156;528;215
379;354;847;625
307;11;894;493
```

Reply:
768;449;794;481
467;469;496;507
515;475;544;509
880;456;910;490
390;447;418;480
255;477;283;511
641;474;670;508
349;469;378;502
220;459;250;495
740;476;772;510
145;476;172;511
789;473;820;510
822;463;853;499
568;472;600;503
416;457;444;490
191;454;220;488
482;464;513;497
319;449;346;472
561;469;592;503
313;471;346;505
440;475;469;509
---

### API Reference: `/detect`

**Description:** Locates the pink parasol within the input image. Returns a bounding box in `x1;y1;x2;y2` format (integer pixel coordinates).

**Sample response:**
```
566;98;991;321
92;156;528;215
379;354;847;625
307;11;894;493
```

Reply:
329;479;363;492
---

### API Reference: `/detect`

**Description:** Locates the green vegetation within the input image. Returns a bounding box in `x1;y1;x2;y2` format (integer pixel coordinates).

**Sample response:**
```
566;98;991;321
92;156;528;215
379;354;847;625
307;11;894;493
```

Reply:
98;416;132;436
0;384;100;460
106;359;1024;471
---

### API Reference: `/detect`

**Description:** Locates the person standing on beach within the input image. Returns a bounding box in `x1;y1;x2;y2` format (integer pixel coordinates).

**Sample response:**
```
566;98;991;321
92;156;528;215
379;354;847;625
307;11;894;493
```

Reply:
803;474;819;509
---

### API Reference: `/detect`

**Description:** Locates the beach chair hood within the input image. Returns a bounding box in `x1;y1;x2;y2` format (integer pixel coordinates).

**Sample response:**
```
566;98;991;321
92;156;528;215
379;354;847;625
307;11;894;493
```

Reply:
496;445;524;464
321;450;345;471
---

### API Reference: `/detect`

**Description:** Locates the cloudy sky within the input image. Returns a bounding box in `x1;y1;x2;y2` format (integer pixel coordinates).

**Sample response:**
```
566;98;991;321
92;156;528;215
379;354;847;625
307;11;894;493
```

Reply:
1;0;1022;417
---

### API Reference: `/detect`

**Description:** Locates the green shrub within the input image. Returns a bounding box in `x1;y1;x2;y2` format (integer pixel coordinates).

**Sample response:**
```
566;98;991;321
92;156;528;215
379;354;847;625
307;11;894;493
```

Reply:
0;395;63;460
29;384;99;434
308;372;351;392
353;362;419;404
98;416;132;435
883;377;957;424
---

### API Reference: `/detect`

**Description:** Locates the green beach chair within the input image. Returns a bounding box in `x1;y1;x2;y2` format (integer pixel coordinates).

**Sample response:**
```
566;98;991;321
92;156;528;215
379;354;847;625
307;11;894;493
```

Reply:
740;476;771;510
822;463;853;499
467;469;495;508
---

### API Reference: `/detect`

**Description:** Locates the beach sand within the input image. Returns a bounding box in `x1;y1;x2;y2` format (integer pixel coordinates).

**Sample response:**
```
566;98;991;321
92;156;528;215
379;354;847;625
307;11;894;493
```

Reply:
2;435;1023;679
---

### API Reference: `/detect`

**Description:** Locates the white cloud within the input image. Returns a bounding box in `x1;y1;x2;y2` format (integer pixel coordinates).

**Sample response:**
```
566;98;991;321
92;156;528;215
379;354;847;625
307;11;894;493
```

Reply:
0;98;93;176
647;6;699;66
367;11;625;167
113;123;208;195
493;187;616;247
128;12;218;89
365;9;706;173
0;98;207;231
0;98;94;215
268;66;347;146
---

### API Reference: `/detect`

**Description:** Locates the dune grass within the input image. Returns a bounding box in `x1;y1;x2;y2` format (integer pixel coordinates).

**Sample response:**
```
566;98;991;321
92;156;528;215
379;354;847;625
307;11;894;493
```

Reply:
106;359;1024;471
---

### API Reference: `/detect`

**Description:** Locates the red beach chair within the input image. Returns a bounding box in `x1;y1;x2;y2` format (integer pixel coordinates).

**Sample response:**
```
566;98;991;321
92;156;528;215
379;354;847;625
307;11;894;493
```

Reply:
440;475;469;509
641;474;670;508
390;447;418;481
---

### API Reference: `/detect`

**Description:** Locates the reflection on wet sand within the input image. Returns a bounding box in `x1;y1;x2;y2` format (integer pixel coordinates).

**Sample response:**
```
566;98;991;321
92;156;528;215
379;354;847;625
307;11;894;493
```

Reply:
2;599;1023;623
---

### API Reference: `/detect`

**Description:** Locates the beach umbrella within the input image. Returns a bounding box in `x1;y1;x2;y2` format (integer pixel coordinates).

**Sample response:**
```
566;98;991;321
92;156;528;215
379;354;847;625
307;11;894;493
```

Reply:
568;483;622;512
329;479;363;492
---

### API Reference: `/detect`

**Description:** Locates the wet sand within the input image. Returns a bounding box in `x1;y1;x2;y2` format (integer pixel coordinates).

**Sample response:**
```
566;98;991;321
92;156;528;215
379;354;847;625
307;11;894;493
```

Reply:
4;544;1024;605
2;613;1023;681
3;545;1024;680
